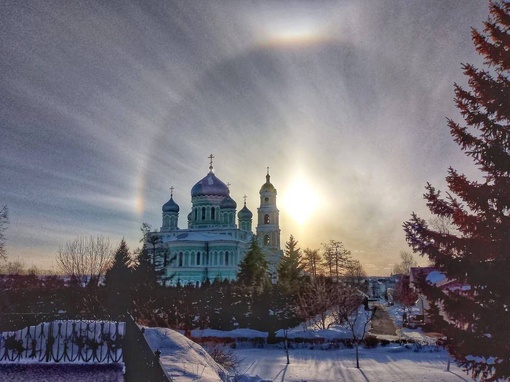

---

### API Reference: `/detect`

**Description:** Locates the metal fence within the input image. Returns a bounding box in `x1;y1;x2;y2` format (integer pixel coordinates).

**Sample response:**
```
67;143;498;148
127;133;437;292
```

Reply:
0;320;124;364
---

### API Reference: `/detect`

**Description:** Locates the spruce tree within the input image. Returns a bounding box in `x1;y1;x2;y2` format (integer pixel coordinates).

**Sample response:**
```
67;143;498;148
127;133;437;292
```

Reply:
404;2;510;380
237;238;269;287
104;239;132;317
131;244;161;323
277;235;305;294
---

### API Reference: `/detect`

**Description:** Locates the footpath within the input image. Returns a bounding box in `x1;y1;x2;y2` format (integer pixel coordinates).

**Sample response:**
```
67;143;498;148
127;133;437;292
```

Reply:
368;303;400;341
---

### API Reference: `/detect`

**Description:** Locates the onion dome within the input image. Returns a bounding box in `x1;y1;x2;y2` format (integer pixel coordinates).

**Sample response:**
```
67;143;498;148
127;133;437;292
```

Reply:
260;170;276;193
220;195;237;209
162;196;179;213
191;171;230;197
238;205;253;220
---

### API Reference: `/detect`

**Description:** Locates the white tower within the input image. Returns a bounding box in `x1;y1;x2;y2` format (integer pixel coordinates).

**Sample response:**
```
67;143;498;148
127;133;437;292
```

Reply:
256;168;281;252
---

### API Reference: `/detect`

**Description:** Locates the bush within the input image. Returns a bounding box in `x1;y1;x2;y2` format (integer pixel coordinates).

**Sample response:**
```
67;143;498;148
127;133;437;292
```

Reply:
207;344;242;373
364;336;378;349
380;339;390;347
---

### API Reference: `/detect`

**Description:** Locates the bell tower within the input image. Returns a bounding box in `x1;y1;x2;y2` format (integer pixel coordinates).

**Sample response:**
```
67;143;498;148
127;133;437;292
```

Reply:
256;168;281;252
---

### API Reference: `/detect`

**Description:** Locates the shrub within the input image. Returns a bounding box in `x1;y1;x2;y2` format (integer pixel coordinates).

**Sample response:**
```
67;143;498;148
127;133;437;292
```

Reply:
380;339;390;347
364;336;378;349
207;344;242;373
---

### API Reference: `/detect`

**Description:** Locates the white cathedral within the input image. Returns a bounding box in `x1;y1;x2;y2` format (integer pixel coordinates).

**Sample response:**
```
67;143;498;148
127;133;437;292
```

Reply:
150;156;282;285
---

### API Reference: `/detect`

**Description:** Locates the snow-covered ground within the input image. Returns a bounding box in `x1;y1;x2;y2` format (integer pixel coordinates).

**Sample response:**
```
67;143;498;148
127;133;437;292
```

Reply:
0;314;476;382
144;327;227;382
143;327;475;382
234;346;471;382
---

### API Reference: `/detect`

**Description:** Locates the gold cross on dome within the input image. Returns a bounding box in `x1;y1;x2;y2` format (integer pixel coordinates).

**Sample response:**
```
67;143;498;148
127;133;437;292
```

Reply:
208;154;215;171
169;186;174;197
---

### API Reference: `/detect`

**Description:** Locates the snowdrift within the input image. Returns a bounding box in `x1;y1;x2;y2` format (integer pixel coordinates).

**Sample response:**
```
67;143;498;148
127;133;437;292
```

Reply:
143;327;227;382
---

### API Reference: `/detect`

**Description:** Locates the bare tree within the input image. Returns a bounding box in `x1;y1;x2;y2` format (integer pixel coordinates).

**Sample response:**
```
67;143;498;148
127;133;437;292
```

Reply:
321;240;350;279
392;251;417;276
56;235;114;286
393;275;418;317
0;205;8;261
344;259;367;279
297;277;336;330
429;215;457;235
0;259;25;275
332;287;376;369
302;248;321;278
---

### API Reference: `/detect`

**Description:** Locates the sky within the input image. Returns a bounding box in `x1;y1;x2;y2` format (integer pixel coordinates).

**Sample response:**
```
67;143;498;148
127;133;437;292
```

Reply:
0;1;489;275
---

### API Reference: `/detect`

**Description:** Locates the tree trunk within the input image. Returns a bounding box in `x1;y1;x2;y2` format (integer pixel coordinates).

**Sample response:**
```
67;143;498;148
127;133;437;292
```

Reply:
285;338;290;365
355;342;360;369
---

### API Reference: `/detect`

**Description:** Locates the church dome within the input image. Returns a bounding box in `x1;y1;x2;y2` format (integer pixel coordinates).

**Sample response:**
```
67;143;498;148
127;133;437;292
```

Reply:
162;196;179;213
260;172;276;193
191;171;230;197
238;205;253;220
220;195;237;209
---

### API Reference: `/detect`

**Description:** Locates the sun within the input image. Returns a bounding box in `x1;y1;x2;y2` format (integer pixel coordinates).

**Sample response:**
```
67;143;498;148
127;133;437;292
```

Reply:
282;177;319;225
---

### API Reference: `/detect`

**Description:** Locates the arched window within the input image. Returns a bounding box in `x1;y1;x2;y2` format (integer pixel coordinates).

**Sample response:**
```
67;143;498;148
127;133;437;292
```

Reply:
178;252;183;267
202;207;206;220
264;235;270;246
194;208;198;221
197;252;200;266
211;207;215;220
225;251;229;265
163;215;170;227
264;214;270;224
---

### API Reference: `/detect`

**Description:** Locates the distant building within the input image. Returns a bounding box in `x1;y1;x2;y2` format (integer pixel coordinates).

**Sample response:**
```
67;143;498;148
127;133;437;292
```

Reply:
410;266;471;318
150;156;282;285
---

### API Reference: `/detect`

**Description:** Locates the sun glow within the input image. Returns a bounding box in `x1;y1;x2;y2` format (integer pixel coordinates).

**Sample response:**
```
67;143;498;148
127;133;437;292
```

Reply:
256;17;332;48
282;177;320;226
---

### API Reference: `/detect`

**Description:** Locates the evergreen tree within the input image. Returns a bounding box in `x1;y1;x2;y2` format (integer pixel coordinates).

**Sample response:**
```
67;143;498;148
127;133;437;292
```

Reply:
131;244;161;323
104;239;132;317
277;235;305;293
404;2;510;380
237;238;269;287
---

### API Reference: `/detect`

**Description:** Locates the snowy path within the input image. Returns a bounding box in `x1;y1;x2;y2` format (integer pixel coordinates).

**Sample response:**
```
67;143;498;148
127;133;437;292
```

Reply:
234;347;474;382
369;304;397;337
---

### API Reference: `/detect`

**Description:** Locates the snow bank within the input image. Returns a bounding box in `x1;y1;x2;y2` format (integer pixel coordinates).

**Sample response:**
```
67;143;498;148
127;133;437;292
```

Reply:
142;327;226;382
276;326;352;340
191;328;267;339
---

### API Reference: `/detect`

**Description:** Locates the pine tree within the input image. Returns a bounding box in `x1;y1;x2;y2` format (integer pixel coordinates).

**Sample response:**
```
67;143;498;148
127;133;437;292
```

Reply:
404;2;510;380
277;235;305;293
237;238;269;287
104;239;132;317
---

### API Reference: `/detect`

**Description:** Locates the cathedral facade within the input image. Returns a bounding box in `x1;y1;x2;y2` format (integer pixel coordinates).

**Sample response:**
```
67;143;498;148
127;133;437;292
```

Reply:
151;157;282;285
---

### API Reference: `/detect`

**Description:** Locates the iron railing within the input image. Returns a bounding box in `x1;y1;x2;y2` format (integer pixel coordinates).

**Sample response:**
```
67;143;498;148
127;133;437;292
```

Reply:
0;320;124;364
